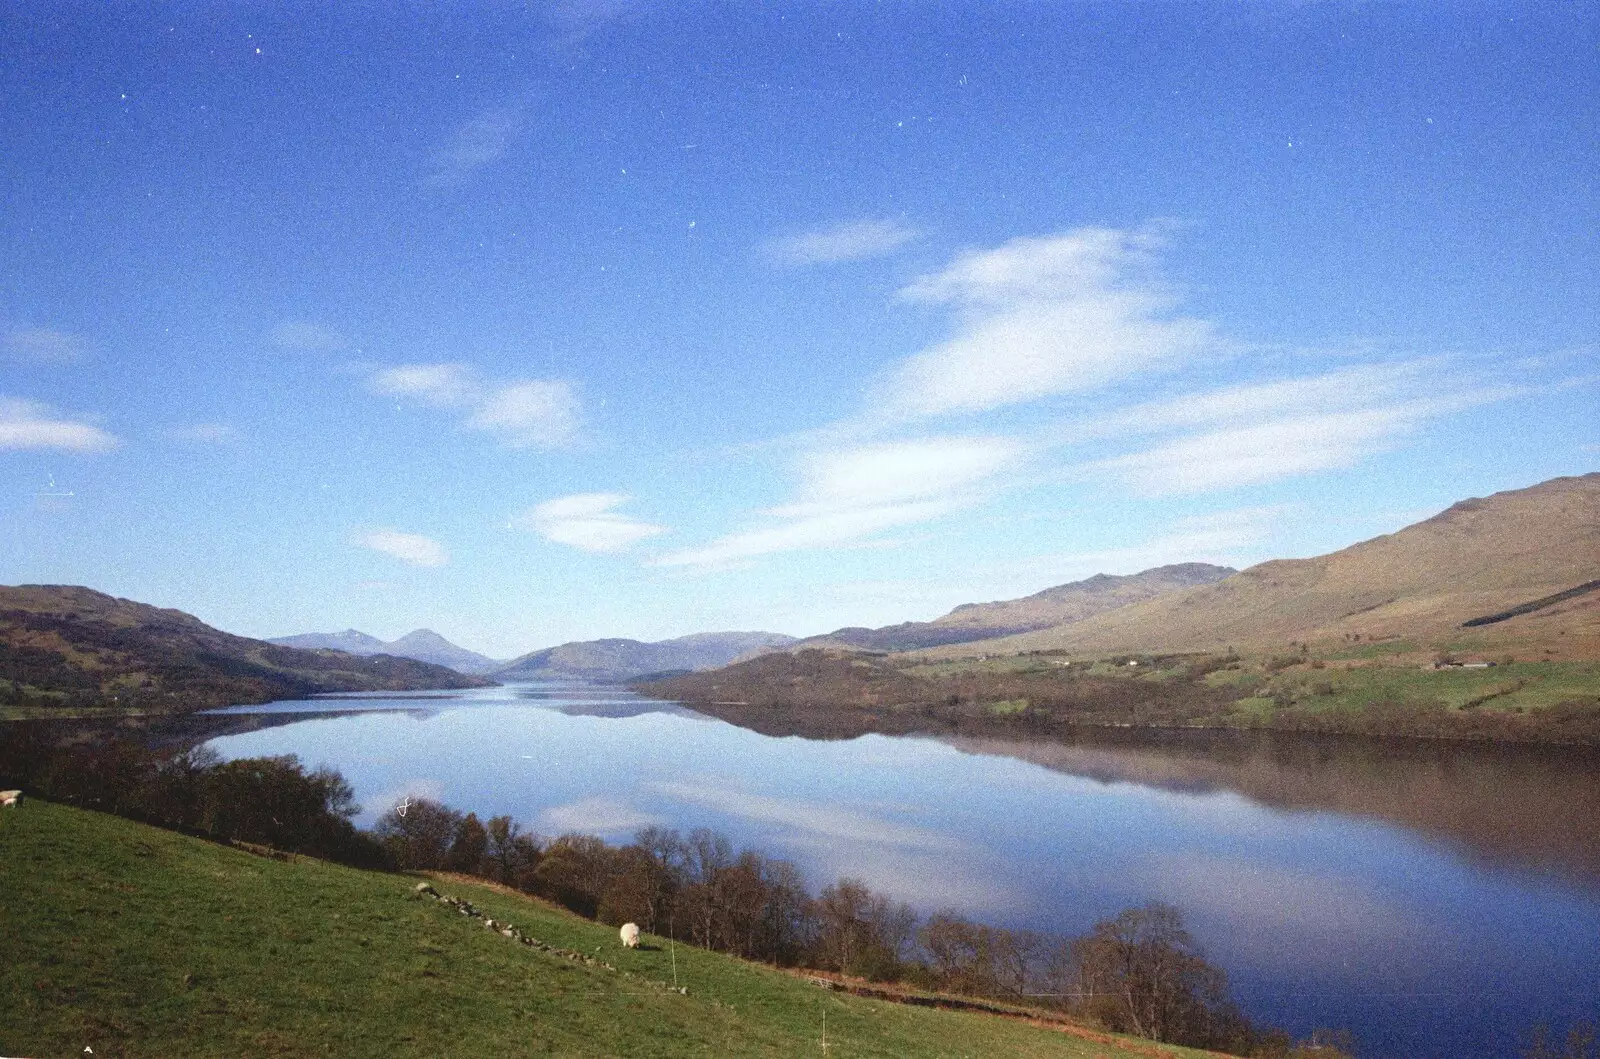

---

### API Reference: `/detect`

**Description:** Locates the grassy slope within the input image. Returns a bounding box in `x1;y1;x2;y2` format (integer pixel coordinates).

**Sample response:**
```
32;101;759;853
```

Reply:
923;473;1600;661
1;800;1212;1059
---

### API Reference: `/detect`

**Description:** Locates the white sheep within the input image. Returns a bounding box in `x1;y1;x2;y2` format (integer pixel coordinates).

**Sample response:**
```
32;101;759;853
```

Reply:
620;922;641;948
0;790;21;808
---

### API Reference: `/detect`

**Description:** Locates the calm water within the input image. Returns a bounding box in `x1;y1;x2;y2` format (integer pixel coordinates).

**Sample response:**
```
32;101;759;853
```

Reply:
203;681;1600;1058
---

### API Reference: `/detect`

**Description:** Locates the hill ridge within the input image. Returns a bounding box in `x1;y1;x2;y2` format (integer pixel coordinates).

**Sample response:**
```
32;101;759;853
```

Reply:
1;584;490;714
923;473;1600;659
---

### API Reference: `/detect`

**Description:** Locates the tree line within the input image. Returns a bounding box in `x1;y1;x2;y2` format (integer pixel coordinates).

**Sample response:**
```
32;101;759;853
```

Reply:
0;727;385;867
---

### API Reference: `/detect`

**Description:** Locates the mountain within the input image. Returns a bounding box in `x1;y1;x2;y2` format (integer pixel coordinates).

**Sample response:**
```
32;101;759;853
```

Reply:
1;585;493;714
269;628;501;675
495;631;797;682
788;564;1237;653
269;629;391;654
939;473;1600;659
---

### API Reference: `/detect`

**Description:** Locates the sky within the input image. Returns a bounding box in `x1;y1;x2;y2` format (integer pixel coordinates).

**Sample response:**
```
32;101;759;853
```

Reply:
1;0;1595;658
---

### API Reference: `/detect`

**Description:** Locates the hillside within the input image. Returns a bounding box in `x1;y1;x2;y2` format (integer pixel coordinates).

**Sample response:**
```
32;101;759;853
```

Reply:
496;631;797;682
0;585;491;715
930;474;1600;660
0;800;1212;1059
271;628;502;674
792;564;1236;653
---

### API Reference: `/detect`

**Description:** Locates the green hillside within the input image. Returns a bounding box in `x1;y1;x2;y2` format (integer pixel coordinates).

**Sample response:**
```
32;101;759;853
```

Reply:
0;799;1216;1059
0;584;492;718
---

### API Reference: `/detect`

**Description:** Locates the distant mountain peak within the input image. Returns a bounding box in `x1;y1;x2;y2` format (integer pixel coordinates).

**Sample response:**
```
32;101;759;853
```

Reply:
494;631;797;682
268;628;500;675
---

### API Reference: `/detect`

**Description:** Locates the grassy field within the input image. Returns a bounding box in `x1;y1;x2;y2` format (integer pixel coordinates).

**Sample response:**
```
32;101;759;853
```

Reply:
1229;660;1600;715
1;799;1216;1059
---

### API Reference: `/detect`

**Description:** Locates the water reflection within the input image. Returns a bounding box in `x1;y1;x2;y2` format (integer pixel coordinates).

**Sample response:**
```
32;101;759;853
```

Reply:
177;681;1599;1058
941;729;1600;886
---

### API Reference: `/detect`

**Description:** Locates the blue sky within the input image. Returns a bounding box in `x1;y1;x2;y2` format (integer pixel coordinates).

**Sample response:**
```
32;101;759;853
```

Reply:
2;1;1595;657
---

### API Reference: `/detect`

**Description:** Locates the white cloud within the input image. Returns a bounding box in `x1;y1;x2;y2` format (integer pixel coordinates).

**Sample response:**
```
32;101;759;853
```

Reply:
517;492;666;553
3;327;85;363
764;218;920;266
1092;363;1424;436
270;319;348;353
468;380;581;449
1099;407;1424;495
779;436;1024;516
881;228;1212;418
1064;363;1530;496
356;529;449;567
372;363;477;406
0;397;117;452
369;363;580;449
425;105;522;187
655;435;1024;567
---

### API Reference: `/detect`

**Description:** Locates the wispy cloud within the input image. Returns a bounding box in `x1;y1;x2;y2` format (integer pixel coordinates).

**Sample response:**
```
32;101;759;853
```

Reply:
0;396;117;452
370;363;580;449
425;105;523;187
371;363;477;406
764;218;920;266
467;381;581;449
880;227;1212;419
664;229;1535;569
3;327;86;363
1097;407;1424;495
1080;368;1517;496
517;492;666;553
356;529;449;567
654;435;1025;567
1087;363;1425;437
271;319;349;354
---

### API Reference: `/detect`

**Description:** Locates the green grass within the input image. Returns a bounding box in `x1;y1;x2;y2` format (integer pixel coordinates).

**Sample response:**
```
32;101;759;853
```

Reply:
1316;640;1421;662
1;800;1213;1059
1243;661;1600;715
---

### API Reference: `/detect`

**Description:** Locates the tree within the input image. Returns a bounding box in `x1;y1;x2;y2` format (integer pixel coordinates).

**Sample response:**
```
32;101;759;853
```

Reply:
1071;902;1229;1045
598;844;676;930
446;812;489;874
373;797;462;870
484;814;540;886
812;878;916;981
531;833;615;916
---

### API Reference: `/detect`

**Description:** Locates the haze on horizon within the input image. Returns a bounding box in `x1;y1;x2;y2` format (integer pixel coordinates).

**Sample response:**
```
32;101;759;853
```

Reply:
2;1;1595;658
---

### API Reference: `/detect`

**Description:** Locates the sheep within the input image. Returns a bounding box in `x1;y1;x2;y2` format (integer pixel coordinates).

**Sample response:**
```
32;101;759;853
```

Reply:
620;922;640;949
0;790;20;808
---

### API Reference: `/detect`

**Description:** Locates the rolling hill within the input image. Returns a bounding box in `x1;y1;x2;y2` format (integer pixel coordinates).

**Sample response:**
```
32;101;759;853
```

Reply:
933;473;1600;660
790;564;1236;653
495;631;798;682
0;585;492;714
271;628;502;674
